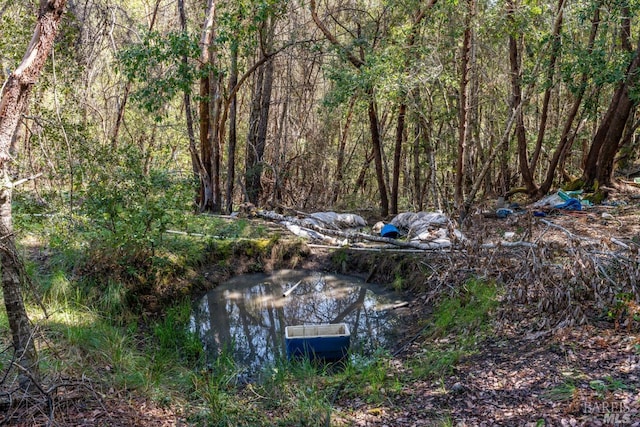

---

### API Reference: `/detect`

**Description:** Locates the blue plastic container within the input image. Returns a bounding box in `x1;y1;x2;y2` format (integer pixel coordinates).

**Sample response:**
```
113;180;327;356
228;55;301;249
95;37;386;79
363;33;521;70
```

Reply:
380;223;400;238
285;324;351;361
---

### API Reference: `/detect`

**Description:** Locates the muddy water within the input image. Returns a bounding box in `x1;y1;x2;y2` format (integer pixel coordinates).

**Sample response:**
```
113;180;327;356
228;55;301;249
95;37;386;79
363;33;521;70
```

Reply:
190;269;409;376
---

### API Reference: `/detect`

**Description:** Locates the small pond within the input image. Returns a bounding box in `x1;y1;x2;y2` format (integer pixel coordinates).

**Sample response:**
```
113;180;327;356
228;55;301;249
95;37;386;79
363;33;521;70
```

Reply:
190;269;410;377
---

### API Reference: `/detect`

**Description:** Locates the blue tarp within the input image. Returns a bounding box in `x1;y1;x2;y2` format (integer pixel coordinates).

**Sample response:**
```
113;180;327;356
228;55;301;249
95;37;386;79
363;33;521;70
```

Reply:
554;198;582;211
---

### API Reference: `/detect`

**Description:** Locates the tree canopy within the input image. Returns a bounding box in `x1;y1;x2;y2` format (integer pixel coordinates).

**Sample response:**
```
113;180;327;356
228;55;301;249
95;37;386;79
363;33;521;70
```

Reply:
1;0;639;217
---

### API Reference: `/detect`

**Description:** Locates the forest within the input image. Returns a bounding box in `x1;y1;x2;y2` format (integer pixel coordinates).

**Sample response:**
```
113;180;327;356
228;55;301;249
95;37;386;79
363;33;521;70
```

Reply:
0;0;639;425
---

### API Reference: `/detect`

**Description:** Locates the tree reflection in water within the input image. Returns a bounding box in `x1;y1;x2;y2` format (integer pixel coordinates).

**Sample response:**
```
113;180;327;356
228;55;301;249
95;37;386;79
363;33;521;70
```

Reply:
190;270;407;376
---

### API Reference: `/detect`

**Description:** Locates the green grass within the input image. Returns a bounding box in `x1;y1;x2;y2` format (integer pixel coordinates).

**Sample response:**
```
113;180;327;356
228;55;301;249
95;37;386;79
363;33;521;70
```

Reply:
392;273;404;292
184;355;343;426
152;301;203;365
410;347;465;379
0;307;9;373
409;278;498;380
42;308;150;385
433;278;498;336
5;297;204;406
341;350;402;404
589;376;634;395
543;381;577;401
1;274;501;426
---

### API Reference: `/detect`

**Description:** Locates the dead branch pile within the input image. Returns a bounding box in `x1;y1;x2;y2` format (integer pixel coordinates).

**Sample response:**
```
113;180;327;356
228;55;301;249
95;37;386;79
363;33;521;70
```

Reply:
396;212;640;330
0;357;111;426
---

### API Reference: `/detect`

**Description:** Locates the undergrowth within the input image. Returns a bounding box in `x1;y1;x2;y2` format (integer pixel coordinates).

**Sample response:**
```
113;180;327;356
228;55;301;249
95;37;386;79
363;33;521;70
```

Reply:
2;171;318;425
1;239;500;426
410;278;498;380
3;167;501;425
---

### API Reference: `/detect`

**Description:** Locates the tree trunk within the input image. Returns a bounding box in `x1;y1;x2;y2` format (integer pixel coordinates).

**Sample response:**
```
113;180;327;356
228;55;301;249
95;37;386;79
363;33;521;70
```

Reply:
332;96;356;205
412;114;423;210
595;84;636;186
208;69;224;213
0;176;38;379
615;117;640;174
245;66;263;204
455;0;475;209
530;0;565;174
196;0;216;211
507;0;537;195
0;0;69;385
367;94;389;217
245;59;274;205
354;148;375;193
177;0;199;178
200;5;226;214
582;13;639;189
538;4;600;196
391;102;406;215
257;59;274;193
225;40;239;214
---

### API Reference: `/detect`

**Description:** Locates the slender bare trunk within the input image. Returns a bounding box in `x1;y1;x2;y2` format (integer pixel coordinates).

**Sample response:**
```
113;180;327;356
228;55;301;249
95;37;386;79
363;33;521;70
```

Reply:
455;0;475;209
209;72;223;213
507;0;537;195
178;0;198;177
391;102;406;215
530;0;565;174
367;94;389;217
332;96;356;205
225;41;238;214
246;58;274;205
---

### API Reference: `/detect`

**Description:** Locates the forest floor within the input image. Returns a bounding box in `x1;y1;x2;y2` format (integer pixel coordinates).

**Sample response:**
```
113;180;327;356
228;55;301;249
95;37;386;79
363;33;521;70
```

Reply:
5;189;640;426
319;190;640;426
334;323;639;426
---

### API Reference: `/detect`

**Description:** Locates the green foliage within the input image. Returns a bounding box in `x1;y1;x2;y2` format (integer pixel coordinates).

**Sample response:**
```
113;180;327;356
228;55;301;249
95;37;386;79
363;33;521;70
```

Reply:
342;349;402;404
543;381;576;401
433;278;498;336
153;300;203;365
14;144;271;316
409;278;498;381
42;268;78;307
0;6;37;67
589;377;632;399
560;39;631;98
46;310;150;387
409;347;464;379
34;302;200;401
117;30;201;115
252;358;334;426
331;248;348;265
78;147;194;280
188;348;268;427
392;273;404;292
94;280;128;319
200;354;241;425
